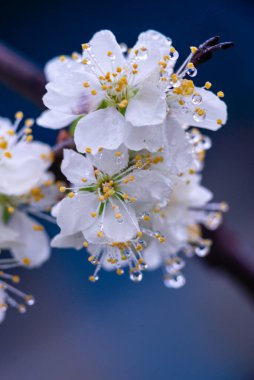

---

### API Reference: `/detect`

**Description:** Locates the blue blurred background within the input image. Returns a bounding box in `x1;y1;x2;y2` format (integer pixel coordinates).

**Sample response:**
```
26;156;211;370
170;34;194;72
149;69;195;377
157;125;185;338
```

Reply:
0;0;254;379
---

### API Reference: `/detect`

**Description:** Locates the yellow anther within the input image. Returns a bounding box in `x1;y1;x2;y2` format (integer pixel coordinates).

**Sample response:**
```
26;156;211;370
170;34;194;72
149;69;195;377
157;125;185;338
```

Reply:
25;128;32;134
25;119;34;127
7;207;15;214
136;231;143;238
187;62;194;69
59;186;66;193
91;212;97;218
83;82;90;88
170;47;176;53
83;241;89;248
115;213;122;219
136;244;143;251
68;192;75;198
132;70;138;75
116;269;124;276
190;46;198;54
143;215;150;221
123;193;129;200
164;55;170;61
85;147;92;154
118;99;128;108
107;51;113;57
140;46;147;51
12;275;20;284
204;81;212;89
33;224;44;231
195;107;205;116
26;135;33;142
88;255;95;262
173;79;194;96
217;119;223;125
97;231;104;238
115;151;122;157
59;55;66;62
82;43;89;50
6;129;14;136
217;91;224;98
94;169;100;176
98;196;105;202
159;61;167;69
132;63;138;69
22;257;31;266
89;275;96;282
178;99;185;105
82;59;88;65
129;197;136;203
189;168;196;174
4;151;12;159
116;67;122;73
0;140;7;149
101;84;107;90
44;180;54;187
72;52;79;60
91;89;97;95
171;73;178;83
112;73;117;78
15;111;23;119
158;237;166;243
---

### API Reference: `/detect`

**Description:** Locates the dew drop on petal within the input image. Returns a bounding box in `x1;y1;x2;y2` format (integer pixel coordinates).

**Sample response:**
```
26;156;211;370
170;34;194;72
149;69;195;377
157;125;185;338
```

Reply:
192;93;202;105
130;271;143;282
164;274;186;288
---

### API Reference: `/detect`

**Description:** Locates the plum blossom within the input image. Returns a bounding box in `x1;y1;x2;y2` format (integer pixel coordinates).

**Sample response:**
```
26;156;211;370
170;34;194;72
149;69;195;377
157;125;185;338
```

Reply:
52;146;172;250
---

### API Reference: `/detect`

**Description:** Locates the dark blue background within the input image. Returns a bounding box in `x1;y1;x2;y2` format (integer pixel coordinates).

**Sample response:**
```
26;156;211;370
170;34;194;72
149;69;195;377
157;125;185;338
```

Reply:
0;1;254;379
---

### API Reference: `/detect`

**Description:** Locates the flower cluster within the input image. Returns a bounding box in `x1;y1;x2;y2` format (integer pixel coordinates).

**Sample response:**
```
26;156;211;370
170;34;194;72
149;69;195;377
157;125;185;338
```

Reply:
38;30;228;285
0;113;59;321
0;29;229;322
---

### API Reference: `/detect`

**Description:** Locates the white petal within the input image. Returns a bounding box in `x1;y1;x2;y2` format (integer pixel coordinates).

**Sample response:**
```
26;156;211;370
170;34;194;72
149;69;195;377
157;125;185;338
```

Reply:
173;176;213;206
122;170;172;207
61;149;95;185
123;122;164;152
125;80;166;126
37;110;76;129
9;212;50;268
45;56;81;81
0;156;45;196
85;30;125;75
56;193;98;235
74;108;124;154
143;240;162;270
51;232;84;250
87;145;129;175
83;216;108;244
173;87;227;131
164;117;195;174
103;199;139;241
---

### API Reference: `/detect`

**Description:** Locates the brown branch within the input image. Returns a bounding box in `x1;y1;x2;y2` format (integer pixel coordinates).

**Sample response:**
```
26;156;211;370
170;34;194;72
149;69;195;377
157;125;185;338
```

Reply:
0;43;46;107
1;39;253;300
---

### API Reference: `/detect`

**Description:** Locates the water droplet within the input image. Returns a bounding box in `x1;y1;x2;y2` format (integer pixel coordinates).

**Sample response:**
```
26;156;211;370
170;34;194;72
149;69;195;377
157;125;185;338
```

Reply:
195;242;210;257
26;295;35;306
169;50;179;61
120;43;128;53
205;212;222;230
164;274;186;288
18;304;26;314
187;67;197;77
192;93;202;105
115;156;123;165
109;54;116;61
130;270;143;282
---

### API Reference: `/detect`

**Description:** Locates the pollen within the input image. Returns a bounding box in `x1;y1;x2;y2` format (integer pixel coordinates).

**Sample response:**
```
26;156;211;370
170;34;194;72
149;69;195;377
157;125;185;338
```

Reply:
187;62;194;69
190;46;198;54
115;213;122;219
97;231;104;238
107;51;113;57
25;118;34;127
85;147;92;154
22;257;31;266
217;91;224;98
72;52;79;60
15;111;24;119
217;118;223;125
33;224;44;231
82;43;89;50
143;215;150;222
116;269;124;276
26;135;33;142
0;140;8;149
82;59;88;65
68;192;75;198
83;82;90;88
4;151;12;159
59;186;66;193
204;81;212;89
91;89;97;95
